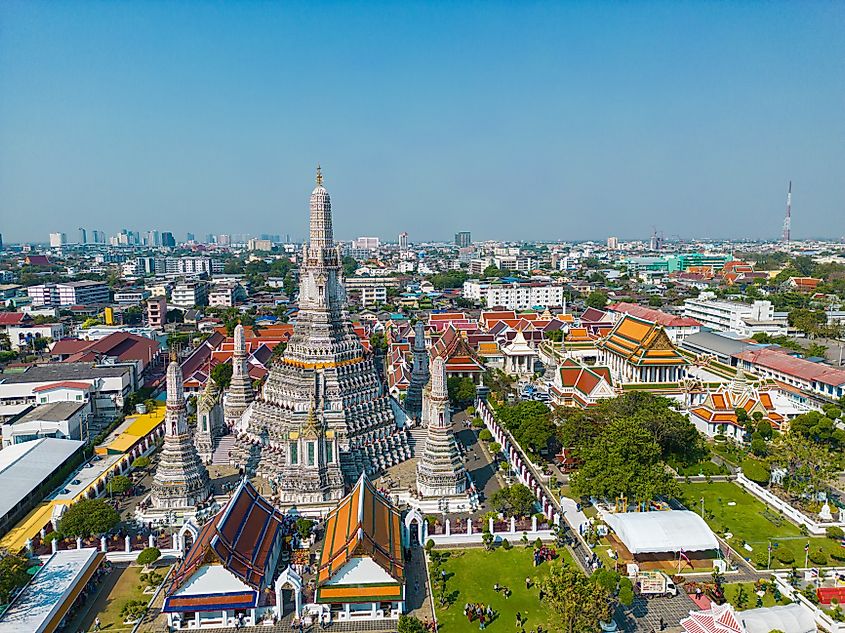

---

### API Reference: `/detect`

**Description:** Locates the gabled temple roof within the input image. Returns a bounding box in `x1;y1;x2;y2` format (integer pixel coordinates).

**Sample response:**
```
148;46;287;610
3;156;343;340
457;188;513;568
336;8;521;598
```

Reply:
166;479;287;606
317;474;404;589
597;314;688;367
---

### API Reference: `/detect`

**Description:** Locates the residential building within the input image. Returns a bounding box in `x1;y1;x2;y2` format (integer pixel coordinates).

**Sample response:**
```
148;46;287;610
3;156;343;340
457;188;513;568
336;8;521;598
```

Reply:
494;255;536;272
683;294;785;336
0;363;135;423
248;238;273;251
6;322;64;351
27;281;110;306
147;295;167;329
454;231;471;248
607;236;619;250
2;400;93;446
463;280;564;310
344;276;402;307
172;281;209;308
208;282;247;307
734;347;845;401
49;232;67;247
398;231;408;250
114;288;150;304
353;236;380;250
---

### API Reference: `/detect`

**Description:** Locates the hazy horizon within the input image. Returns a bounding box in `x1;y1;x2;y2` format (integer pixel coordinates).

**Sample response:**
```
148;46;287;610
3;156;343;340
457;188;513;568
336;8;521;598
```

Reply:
2;2;844;243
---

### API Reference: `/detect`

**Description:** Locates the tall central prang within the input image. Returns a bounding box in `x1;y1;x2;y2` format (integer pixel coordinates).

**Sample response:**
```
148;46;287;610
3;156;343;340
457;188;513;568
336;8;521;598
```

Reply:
230;168;410;508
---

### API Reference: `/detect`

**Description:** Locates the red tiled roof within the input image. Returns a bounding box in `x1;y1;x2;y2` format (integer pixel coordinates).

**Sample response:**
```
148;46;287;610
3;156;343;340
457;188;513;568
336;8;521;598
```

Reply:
32;381;92;393
734;347;845;387
608;302;701;328
0;313;28;326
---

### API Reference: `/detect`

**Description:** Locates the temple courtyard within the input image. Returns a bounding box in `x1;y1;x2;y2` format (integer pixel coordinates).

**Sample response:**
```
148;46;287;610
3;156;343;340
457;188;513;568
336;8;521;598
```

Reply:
428;546;576;632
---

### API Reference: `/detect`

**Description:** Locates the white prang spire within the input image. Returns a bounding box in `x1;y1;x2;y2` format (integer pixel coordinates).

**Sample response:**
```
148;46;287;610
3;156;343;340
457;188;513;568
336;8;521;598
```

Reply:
309;164;334;249
165;359;188;436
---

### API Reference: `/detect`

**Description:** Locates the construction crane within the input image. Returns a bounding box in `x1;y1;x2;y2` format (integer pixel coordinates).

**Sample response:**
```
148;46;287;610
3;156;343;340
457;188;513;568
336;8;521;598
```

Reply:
781;181;792;243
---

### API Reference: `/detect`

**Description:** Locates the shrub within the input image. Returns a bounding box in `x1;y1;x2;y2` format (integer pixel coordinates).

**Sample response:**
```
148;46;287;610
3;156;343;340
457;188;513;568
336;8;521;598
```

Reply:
107;474;133;495
502;538;512;550
776;549;795;565
826;526;845;540
425;539;435;552
742;459;771;485
398;615;426;633
471;417;484;428
132;456;151;469
136;547;161;567
478;429;493;442
295;517;315;541
120;599;147;622
809;549;828;565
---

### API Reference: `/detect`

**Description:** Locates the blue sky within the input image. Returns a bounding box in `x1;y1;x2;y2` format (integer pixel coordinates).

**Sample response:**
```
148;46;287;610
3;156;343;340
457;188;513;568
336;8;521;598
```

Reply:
1;1;844;243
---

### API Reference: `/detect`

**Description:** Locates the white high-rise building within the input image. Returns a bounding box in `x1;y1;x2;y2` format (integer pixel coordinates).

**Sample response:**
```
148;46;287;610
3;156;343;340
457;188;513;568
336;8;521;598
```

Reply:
49;232;67;248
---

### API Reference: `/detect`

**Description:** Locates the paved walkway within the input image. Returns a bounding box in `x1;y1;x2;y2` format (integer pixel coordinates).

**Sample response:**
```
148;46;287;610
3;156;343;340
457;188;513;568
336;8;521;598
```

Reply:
405;546;434;622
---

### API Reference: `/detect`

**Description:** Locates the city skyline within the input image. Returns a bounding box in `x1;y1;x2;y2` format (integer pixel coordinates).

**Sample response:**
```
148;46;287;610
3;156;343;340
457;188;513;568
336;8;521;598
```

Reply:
2;2;844;242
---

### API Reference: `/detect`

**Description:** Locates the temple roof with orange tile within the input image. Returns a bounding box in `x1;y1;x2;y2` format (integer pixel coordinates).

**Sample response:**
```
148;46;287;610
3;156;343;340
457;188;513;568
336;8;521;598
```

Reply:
316;475;404;602
597;314;688;367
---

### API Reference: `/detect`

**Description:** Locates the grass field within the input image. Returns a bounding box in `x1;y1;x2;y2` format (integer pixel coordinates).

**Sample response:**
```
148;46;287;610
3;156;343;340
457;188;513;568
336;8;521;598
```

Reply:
722;583;792;610
678;482;845;568
429;546;576;632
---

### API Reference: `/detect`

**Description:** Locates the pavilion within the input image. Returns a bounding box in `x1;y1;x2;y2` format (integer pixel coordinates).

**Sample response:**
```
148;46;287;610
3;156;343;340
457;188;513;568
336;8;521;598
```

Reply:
315;474;405;623
596;314;688;384
162;480;295;630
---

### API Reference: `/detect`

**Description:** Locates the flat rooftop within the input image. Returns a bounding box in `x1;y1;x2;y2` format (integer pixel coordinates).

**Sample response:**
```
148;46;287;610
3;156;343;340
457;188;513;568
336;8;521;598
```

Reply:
8;401;86;425
0;438;85;521
0;362;130;384
0;548;104;633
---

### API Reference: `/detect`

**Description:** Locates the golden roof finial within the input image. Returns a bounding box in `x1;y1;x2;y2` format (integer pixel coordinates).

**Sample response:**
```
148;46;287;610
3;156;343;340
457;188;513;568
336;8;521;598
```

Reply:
302;401;321;439
170;347;178;363
316;164;323;187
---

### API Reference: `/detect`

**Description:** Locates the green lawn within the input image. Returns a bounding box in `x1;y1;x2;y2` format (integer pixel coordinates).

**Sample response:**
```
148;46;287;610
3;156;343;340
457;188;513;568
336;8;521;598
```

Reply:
429;546;576;632
723;582;791;610
669;457;729;477
678;482;845;568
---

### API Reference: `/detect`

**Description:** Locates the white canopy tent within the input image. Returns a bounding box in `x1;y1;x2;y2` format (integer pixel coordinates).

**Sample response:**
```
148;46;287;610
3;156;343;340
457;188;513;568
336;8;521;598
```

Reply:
604;510;718;554
740;604;817;633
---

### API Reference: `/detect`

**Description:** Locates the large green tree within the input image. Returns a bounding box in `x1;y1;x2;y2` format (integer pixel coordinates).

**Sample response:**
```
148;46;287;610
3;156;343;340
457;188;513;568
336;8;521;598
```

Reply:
570;417;678;503
58;499;120;538
211;363;233;389
490;484;537;517
539;563;611;633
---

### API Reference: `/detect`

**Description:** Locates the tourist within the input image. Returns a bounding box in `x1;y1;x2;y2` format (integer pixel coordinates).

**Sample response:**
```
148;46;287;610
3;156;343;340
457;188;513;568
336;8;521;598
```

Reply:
516;612;522;626
93;617;101;632
493;582;500;592
525;576;531;589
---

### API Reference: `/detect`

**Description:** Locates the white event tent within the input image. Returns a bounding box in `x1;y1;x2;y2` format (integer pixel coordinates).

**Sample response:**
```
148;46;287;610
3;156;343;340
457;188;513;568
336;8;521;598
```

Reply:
604;510;719;554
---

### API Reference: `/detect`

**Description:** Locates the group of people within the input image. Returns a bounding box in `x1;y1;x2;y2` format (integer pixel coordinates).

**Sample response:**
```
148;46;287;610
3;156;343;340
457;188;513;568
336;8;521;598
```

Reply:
492;582;512;597
464;602;495;629
532;545;556;566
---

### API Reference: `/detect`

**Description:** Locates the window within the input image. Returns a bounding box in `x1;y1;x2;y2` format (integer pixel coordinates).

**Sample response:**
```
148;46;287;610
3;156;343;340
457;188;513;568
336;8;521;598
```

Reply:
326;443;333;463
307;442;315;466
289;442;298;465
